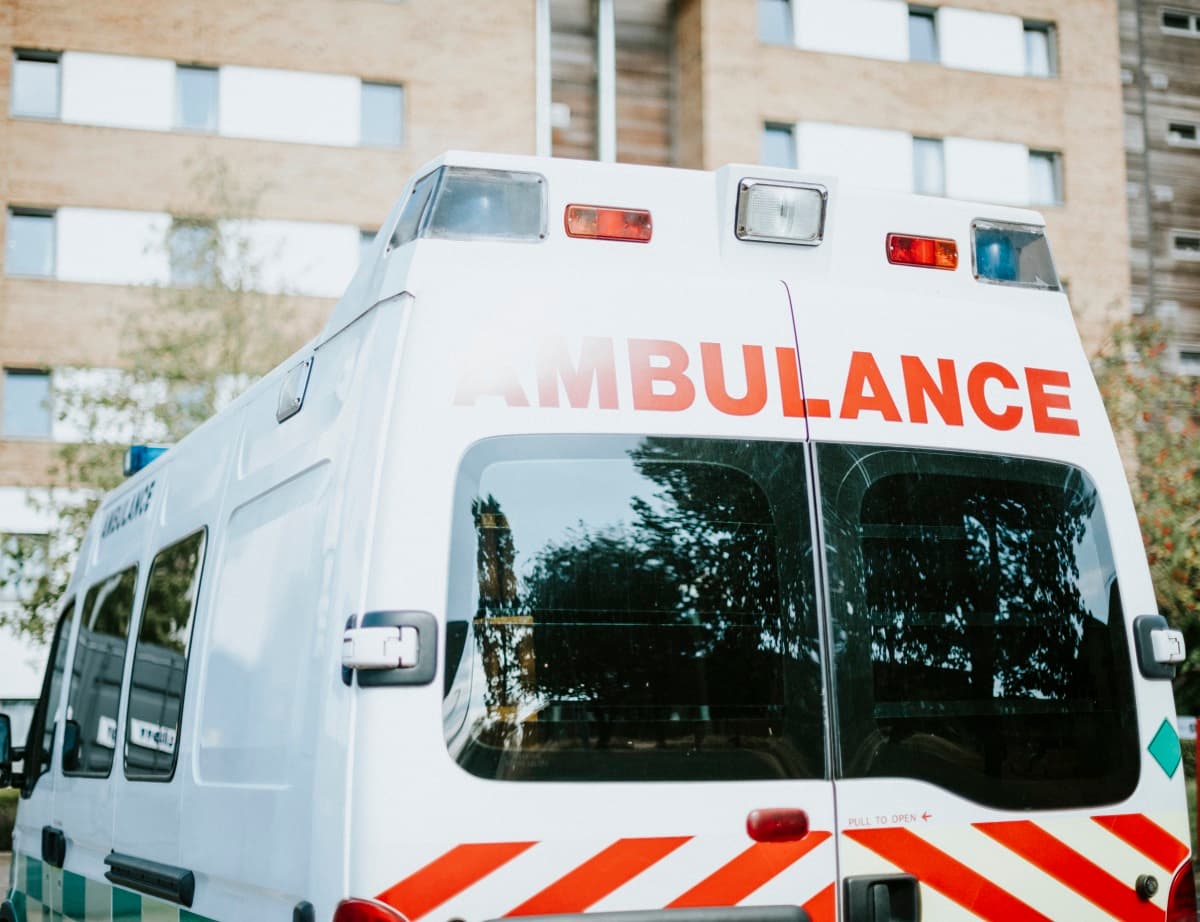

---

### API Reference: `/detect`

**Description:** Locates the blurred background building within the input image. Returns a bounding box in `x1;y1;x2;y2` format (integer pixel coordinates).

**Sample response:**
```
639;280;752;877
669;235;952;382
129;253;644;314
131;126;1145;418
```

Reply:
1121;0;1200;364
0;0;1170;690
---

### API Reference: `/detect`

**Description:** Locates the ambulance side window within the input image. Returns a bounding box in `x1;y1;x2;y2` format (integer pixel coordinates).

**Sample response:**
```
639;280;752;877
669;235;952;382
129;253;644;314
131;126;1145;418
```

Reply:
21;600;73;796
820;445;1139;810
63;566;138;777
124;529;207;780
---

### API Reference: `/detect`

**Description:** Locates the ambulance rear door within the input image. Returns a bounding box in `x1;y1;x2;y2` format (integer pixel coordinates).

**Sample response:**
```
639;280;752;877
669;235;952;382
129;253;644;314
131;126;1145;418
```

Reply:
352;268;841;920
789;259;1191;920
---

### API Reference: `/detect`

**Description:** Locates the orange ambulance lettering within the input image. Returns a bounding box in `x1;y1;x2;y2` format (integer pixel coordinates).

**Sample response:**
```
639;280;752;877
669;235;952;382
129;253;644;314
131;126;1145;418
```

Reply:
629;338;696;412
700;343;768;417
1025;367;1080;436
537;336;619;410
839;351;902;422
966;361;1023;431
901;355;964;427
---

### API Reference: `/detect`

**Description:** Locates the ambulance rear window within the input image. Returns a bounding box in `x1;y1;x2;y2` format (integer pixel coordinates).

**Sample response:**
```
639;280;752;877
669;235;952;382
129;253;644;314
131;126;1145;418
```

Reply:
820;445;1139;809
444;435;825;782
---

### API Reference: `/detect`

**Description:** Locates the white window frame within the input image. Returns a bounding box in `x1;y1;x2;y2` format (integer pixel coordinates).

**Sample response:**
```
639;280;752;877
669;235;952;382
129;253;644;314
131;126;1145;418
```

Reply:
1167;120;1200;148
1161;8;1200;35
1170;230;1200;261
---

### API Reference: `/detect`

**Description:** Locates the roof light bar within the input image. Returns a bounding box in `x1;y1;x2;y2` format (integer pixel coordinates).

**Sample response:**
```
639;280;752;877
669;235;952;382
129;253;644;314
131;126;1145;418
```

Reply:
123;445;167;477
887;233;959;270
564;204;653;243
735;179;827;246
972;220;1061;290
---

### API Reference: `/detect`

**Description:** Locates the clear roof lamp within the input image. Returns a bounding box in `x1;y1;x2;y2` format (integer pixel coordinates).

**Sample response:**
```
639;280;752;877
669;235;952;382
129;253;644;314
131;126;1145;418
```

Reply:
735;180;827;245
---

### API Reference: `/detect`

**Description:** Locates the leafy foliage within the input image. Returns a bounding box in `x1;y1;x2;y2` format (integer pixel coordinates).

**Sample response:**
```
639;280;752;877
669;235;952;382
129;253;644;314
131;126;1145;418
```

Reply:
0;159;299;643
1094;317;1200;710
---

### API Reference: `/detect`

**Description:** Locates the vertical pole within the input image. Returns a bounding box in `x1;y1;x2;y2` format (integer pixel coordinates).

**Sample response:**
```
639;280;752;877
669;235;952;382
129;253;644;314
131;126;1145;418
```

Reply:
535;0;552;157
596;0;617;162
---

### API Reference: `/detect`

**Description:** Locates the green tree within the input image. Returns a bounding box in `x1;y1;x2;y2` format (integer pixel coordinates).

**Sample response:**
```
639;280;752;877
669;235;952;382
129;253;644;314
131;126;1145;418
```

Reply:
0;158;300;643
1094;316;1200;710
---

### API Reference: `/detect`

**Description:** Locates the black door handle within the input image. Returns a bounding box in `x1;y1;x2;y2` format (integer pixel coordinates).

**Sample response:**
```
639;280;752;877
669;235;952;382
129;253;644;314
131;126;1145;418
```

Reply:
104;852;195;908
41;825;66;869
845;874;920;922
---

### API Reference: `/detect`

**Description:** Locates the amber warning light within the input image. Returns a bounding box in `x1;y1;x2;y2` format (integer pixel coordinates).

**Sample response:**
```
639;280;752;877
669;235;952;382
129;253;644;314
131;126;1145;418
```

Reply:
887;233;959;270
565;204;653;243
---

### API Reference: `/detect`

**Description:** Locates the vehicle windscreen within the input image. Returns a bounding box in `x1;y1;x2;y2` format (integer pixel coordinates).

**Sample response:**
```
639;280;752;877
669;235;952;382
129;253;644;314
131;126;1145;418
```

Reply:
819;444;1139;809
443;435;825;782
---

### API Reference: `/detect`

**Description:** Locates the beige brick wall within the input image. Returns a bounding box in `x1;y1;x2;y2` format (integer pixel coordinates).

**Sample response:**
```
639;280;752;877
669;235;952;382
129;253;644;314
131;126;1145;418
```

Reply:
691;0;1130;352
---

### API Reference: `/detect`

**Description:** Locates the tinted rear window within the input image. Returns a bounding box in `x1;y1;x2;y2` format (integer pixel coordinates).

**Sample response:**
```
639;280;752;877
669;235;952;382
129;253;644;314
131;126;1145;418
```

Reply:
444;436;824;782
819;445;1138;809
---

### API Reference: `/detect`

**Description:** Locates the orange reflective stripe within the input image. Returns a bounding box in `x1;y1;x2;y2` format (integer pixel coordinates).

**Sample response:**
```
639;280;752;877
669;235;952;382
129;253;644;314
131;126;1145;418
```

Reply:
846;827;1050;922
376;842;537;920
801;882;836;922
505;837;691;916
1092;813;1190;873
667;832;832;907
975;820;1161;922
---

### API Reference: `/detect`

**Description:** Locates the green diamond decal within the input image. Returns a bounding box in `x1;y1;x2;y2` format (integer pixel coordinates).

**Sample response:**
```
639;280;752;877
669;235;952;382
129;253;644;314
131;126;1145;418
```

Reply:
1149;718;1182;777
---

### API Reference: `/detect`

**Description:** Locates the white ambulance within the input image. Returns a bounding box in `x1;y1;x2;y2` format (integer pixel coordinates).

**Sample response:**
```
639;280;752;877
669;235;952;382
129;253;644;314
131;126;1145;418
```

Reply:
1;151;1194;922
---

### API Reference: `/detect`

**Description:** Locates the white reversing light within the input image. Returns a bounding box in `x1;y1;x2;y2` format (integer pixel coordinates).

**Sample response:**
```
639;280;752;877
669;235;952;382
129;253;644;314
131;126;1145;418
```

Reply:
735;179;827;246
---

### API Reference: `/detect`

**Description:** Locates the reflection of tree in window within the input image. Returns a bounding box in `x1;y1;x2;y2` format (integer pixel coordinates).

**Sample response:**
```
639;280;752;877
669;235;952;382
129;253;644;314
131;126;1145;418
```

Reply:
823;446;1138;809
460;437;824;782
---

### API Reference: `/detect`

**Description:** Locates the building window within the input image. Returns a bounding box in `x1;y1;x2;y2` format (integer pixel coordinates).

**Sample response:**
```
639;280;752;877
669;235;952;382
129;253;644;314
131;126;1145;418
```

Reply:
11;50;60;119
167;220;219;286
1167;121;1200;146
1178;348;1200;375
1028;150;1063;205
908;7;939;63
175;65;219;132
761;123;796;168
912;137;945;196
1161;9;1200;34
1172;232;1200;260
2;368;52;439
1023;22;1057;77
360;82;404;147
359;229;376;263
759;0;793;44
5;209;56;278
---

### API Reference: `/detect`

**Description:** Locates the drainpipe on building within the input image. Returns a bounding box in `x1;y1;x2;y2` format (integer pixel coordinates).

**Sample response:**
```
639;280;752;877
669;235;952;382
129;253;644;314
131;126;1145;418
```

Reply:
1135;0;1158;316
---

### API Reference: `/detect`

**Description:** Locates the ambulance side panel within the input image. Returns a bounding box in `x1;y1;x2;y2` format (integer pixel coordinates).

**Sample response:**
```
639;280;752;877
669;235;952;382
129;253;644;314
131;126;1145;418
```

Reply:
175;296;408;919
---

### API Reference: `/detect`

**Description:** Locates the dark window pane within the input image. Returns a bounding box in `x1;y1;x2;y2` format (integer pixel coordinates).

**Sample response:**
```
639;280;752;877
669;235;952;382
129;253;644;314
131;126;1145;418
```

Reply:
908;10;938;63
11;52;59;118
1163;10;1191;30
759;0;793;44
126;531;205;778
22;604;73;793
6;210;55;277
2;369;52;438
360;82;403;147
176;65;218;132
1023;24;1055;77
821;445;1138;809
445;436;825;782
65;566;138;776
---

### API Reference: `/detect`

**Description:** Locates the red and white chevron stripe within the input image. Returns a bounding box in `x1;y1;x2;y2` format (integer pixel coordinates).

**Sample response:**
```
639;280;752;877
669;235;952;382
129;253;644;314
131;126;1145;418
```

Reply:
368;812;1188;922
